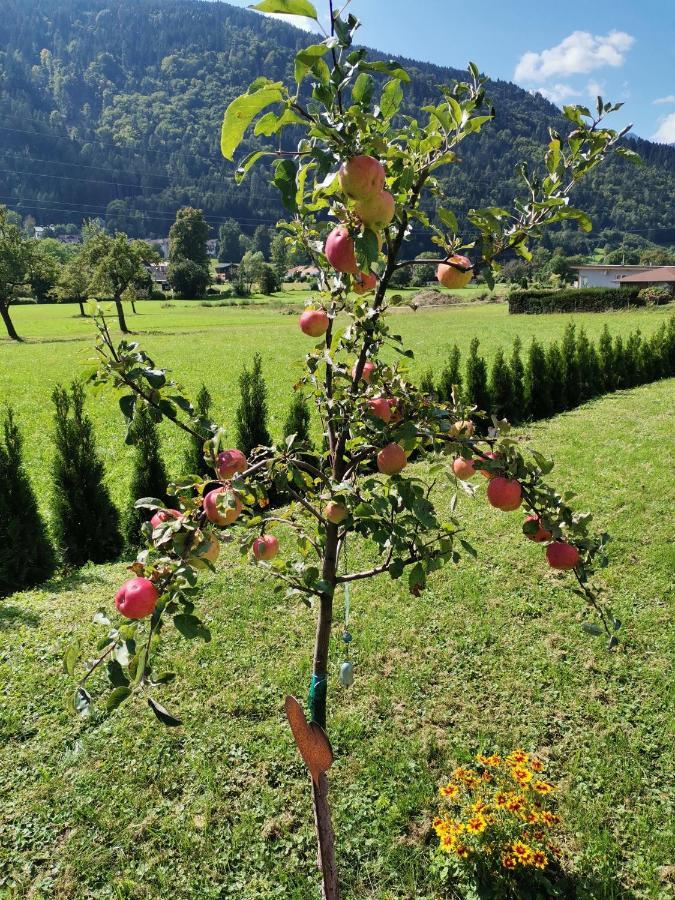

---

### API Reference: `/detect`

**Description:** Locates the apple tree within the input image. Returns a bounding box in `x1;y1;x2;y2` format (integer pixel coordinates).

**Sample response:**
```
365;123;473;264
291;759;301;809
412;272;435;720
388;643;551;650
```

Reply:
69;2;631;895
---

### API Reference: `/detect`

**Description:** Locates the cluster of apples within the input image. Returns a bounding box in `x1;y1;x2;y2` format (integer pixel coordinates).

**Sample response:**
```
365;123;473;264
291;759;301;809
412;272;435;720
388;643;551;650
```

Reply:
451;445;581;571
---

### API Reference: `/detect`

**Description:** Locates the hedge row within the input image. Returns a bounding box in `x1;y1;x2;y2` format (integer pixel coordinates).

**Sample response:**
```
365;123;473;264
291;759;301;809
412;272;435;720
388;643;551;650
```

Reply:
429;315;675;427
0;362;312;596
508;286;646;314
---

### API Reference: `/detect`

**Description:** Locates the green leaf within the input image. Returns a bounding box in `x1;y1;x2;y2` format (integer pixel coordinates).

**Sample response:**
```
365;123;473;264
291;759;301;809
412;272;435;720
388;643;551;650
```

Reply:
559;207;593;232
119;394;135;422
408;562;426;592
438;208;458;232
235;150;272;183
250;0;318;18
273;158;298;213
358;60;410;82
106;686;132;712
63;643;80;677
352;73;374;105
380;79;403;120
221;82;285;161
582;622;603;636
148;696;183;728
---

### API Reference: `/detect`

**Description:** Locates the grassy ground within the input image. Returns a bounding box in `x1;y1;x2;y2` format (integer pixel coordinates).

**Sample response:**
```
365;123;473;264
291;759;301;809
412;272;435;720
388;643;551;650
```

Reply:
0;379;673;899
0;299;672;514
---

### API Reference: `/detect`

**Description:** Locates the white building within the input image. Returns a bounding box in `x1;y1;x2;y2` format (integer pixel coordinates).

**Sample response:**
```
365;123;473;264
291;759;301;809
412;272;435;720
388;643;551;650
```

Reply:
571;264;653;289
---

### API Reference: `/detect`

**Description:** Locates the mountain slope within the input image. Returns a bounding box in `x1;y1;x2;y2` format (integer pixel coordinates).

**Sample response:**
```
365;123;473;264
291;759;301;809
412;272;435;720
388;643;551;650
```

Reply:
1;0;674;251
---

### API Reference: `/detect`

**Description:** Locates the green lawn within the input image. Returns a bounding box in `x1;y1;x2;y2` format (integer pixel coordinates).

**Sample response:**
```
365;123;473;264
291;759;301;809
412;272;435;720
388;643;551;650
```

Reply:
0;379;673;898
1;299;672;513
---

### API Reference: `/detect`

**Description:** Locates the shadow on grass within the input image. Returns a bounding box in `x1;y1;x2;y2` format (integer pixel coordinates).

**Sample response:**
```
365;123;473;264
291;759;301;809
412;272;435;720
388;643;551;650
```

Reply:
0;604;40;630
466;863;637;900
42;569;110;594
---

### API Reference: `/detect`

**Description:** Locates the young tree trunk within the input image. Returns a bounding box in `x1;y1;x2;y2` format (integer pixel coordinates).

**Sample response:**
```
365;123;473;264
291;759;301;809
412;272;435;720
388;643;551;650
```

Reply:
308;522;340;899
114;296;129;333
0;300;21;341
131;300;137;314
78;300;86;317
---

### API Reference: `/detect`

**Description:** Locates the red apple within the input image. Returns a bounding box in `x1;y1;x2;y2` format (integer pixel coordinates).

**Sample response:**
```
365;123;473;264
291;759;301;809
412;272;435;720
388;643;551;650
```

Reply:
477;451;499;479
252;534;279;561
367;396;392;422
487;476;522;511
150;508;182;529
115;577;159;620
189;535;220;569
546;541;580;570
339;155;385;199
299;308;329;337
204;486;243;526
325;225;358;273
355;190;395;230
215;448;247;480
325;501;348;524
450;419;475;438
452;456;476;480
352;360;376;382
524;514;552;543
387;398;402;424
377;442;407;475
353;271;377;295
437;255;473;289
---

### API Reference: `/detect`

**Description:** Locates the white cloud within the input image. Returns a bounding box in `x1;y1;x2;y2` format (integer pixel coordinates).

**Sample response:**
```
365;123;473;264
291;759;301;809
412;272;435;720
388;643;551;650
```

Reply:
653;95;675;105
586;80;604;99
652;112;675;143
514;30;634;82
533;83;577;104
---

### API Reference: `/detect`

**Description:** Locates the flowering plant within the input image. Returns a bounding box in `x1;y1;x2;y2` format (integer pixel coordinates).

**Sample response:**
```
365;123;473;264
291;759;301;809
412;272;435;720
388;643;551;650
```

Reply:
433;750;562;894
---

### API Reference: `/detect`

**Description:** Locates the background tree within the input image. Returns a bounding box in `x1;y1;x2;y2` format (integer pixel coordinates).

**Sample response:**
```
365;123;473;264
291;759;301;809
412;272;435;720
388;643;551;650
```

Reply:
51;381;123;567
284;391;312;448
410;251;438;287
258;263;280;295
0;206;35;340
82;232;158;332
218;219;243;263
183;384;214;477
236;352;271;456
56;253;90;316
437;344;462;402
124;407;170;549
526;338;551;419
168;207;211;299
0;407;55;594
465;337;490;421
237;250;265;294
270;232;288;282
251;224;272;258
29;245;60;303
489;347;513;419
508;336;526;422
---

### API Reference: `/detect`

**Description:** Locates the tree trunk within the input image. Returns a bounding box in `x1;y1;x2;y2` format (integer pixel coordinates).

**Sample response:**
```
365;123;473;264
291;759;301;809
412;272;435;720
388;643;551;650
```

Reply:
307;521;340;899
114;296;129;333
131;300;137;314
0;301;20;341
78;300;86;317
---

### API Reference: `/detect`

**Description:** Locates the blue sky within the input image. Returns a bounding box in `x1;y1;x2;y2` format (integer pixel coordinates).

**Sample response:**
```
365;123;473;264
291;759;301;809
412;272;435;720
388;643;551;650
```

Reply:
220;0;675;142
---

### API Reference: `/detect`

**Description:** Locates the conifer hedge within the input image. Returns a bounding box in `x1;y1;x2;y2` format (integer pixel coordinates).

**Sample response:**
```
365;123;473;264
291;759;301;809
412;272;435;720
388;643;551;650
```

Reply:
508;286;643;314
433;315;674;426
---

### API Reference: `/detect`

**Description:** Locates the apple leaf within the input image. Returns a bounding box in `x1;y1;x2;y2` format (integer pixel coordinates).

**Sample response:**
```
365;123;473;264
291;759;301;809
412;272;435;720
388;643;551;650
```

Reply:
106;686;132;712
250;0;318;19
221;82;285;161
148;697;183;728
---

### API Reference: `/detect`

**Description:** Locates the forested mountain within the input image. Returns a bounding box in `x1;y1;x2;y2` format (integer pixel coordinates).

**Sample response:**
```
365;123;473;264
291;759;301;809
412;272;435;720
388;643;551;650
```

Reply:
1;0;675;254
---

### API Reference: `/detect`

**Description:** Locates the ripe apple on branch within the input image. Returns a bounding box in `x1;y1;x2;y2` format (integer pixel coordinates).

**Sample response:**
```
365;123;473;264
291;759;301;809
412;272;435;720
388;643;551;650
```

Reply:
68;1;633;895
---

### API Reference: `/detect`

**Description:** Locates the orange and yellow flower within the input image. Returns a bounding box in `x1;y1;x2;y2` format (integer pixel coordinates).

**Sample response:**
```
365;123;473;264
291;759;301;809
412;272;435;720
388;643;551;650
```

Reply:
533;780;553;795
511;842;534;864
455;844;471;859
530;758;543;772
494;791;510;808
531;850;548;869
501;853;518;870
512;766;533;785
506;795;526;814
466;815;488;834
506;749;529;766
440;782;460;799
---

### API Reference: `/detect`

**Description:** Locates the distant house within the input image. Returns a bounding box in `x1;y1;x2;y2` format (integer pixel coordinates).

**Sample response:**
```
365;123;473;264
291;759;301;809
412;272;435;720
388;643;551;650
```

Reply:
147;238;169;259
618;266;675;288
214;262;239;282
571;265;653;289
146;262;170;291
286;264;320;280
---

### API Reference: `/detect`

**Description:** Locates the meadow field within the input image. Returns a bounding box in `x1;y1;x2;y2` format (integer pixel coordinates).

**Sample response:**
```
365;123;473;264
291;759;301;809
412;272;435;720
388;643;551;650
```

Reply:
0;372;673;897
1;297;672;510
0;299;674;898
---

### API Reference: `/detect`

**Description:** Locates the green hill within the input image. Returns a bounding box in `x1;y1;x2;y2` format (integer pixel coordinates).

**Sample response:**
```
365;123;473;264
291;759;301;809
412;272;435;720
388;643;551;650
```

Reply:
1;0;675;254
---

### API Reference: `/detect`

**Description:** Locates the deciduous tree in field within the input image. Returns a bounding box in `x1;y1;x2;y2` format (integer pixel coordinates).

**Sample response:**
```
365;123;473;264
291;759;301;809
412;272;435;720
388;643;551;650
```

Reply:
0;206;35;341
70;3;631;895
81;231;158;333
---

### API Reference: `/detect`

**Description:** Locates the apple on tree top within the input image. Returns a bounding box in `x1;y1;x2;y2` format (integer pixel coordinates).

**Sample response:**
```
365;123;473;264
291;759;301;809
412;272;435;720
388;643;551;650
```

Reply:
115;577;159;620
215;448;247;481
437;254;473;290
338;155;385;199
299;308;329;337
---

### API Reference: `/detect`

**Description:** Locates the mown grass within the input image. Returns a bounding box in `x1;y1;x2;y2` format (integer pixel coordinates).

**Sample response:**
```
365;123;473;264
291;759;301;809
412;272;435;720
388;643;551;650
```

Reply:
0;379;673;898
0;299;672;515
